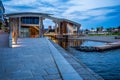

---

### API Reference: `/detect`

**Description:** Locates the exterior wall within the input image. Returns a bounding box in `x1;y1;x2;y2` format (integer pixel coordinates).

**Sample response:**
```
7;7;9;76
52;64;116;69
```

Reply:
7;12;80;38
0;1;5;28
9;16;44;38
67;23;77;34
56;21;79;35
0;1;5;20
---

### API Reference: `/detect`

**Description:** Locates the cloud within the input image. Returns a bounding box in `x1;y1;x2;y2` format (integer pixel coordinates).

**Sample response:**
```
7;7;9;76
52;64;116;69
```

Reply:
2;0;120;29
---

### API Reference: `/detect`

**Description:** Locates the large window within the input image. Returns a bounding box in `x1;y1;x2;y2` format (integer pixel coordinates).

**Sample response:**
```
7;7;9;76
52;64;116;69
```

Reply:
21;17;39;24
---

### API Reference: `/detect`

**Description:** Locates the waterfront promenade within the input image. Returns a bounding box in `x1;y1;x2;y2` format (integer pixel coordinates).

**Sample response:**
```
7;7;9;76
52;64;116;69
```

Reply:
0;38;83;80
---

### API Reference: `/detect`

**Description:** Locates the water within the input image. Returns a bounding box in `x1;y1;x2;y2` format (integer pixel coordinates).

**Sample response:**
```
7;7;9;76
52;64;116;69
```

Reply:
68;48;120;80
81;41;106;47
53;39;120;80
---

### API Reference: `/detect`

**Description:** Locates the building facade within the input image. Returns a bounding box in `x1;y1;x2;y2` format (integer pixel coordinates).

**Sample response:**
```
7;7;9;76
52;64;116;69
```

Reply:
6;12;81;39
0;0;5;29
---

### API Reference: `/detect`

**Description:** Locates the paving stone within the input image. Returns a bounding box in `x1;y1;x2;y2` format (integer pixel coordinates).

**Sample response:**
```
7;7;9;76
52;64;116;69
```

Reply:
0;64;5;77
77;68;91;75
32;69;47;76
47;39;83;80
24;76;44;80
80;74;98;80
45;67;59;75
62;73;83;80
43;74;61;80
9;70;33;79
0;38;62;80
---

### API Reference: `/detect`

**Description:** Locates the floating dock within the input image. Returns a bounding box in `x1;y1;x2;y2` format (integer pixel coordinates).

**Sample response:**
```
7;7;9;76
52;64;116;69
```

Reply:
74;41;120;52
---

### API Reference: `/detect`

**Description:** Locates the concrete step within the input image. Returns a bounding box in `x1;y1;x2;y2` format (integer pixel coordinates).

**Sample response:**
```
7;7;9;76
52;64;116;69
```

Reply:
46;38;83;80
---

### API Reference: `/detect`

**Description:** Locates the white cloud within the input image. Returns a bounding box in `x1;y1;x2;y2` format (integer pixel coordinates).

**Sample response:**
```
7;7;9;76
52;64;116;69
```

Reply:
2;0;120;28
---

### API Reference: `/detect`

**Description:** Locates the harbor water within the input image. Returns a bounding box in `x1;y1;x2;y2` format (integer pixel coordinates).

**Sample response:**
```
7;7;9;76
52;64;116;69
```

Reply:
53;39;120;80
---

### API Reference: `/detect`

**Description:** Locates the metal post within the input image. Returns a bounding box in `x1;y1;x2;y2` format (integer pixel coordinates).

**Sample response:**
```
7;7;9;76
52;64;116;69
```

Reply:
19;17;21;37
39;17;44;37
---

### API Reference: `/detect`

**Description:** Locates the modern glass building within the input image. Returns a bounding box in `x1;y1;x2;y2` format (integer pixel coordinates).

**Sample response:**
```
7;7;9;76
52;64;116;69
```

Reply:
6;12;49;38
5;12;81;40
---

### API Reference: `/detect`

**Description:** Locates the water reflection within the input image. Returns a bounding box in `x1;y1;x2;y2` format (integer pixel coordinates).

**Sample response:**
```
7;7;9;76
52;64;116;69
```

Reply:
52;38;84;49
68;48;120;80
48;36;120;80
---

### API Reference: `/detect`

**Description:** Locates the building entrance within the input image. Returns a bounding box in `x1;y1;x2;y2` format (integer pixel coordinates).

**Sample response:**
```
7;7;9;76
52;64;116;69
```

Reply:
21;26;39;38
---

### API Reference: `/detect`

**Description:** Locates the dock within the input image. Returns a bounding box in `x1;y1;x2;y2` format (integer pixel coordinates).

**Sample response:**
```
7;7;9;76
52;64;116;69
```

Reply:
73;42;120;52
94;41;120;51
0;38;104;80
70;36;120;52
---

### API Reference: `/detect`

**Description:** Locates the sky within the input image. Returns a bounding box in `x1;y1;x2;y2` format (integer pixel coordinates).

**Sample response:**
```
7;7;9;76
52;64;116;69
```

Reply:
2;0;120;29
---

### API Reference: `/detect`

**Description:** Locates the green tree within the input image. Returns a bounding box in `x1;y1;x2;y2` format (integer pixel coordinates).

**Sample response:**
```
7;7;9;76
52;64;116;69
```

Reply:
0;23;2;30
96;26;103;32
118;26;120;31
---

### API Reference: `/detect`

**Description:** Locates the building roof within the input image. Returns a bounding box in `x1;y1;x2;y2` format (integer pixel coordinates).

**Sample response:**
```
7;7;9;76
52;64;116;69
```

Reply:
59;18;81;26
5;12;81;27
5;12;53;17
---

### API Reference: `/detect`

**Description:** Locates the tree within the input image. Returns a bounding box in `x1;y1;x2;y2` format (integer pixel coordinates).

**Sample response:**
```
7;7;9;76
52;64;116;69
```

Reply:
117;26;120;31
96;26;103;32
85;29;89;34
0;23;2;30
91;28;94;30
106;28;112;32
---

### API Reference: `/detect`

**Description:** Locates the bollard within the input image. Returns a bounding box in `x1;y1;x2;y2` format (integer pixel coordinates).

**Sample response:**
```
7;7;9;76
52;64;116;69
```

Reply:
9;32;12;48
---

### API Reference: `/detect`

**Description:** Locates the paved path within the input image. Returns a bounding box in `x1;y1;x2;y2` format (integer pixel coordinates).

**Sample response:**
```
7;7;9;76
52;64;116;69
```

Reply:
0;38;62;80
72;36;120;43
0;33;9;47
0;38;82;80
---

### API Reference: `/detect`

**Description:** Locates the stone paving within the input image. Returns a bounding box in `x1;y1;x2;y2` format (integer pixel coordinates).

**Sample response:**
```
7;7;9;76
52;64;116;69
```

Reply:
0;38;62;80
47;39;83;80
0;33;9;47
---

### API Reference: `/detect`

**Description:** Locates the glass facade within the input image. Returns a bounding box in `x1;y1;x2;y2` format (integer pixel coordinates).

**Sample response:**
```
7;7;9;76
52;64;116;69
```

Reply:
20;26;39;38
21;27;30;38
21;17;39;24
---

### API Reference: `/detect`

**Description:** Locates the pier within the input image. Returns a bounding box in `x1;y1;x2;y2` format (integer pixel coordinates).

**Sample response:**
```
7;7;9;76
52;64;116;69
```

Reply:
0;38;103;80
70;36;120;52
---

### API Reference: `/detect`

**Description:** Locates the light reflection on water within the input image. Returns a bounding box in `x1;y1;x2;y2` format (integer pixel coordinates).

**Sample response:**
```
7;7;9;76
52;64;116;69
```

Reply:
52;38;120;80
68;48;120;80
81;41;106;47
